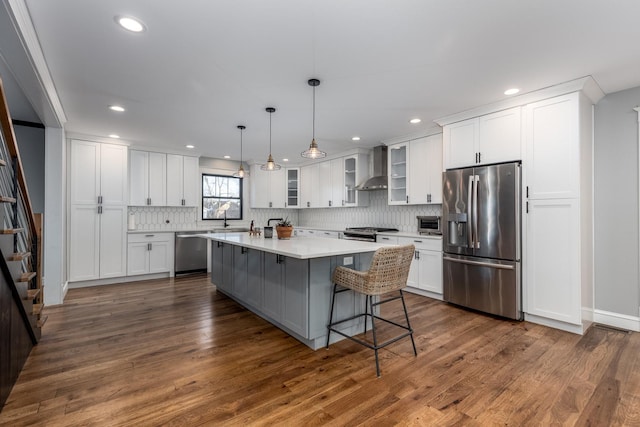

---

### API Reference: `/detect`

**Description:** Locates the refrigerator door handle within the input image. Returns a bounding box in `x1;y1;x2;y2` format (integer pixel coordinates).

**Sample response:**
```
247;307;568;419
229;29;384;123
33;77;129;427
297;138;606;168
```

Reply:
467;174;474;249
474;175;480;249
443;256;515;270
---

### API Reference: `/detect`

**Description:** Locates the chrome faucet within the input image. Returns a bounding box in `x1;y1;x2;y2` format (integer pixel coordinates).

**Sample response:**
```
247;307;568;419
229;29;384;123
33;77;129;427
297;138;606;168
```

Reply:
223;210;230;228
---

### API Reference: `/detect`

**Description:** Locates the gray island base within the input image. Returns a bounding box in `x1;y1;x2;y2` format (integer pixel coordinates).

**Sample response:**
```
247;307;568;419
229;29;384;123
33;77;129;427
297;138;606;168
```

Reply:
198;232;392;350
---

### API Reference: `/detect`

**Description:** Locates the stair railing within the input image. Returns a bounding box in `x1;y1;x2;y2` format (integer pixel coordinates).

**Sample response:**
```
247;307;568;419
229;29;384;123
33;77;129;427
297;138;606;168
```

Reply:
0;76;43;341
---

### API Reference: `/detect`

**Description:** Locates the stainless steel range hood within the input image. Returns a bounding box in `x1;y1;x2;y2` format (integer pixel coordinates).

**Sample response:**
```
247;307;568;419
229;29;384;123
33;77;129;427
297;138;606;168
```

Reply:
356;145;388;191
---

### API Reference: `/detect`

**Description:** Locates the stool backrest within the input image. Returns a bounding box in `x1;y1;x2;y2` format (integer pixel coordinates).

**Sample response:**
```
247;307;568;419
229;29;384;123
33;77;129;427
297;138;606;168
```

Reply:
366;244;415;293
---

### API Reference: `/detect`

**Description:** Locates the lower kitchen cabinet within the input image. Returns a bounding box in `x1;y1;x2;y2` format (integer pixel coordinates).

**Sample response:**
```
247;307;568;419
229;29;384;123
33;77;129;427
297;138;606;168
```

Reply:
127;233;174;276
399;236;443;298
211;240;234;294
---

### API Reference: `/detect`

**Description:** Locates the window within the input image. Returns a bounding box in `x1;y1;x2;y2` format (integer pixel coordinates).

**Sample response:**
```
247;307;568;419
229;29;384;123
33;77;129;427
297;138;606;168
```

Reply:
202;174;243;220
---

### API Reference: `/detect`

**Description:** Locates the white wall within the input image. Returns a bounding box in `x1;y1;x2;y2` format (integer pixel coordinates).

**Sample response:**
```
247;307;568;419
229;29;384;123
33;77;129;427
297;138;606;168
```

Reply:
594;86;640;318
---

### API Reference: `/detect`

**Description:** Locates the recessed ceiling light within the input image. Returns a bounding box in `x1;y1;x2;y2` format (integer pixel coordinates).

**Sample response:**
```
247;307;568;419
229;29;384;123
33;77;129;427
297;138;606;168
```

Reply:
282;158;289;162
223;155;231;159
409;118;421;124
504;88;520;95
109;105;125;112
352;136;361;141
185;144;195;149
108;134;120;139
115;16;146;33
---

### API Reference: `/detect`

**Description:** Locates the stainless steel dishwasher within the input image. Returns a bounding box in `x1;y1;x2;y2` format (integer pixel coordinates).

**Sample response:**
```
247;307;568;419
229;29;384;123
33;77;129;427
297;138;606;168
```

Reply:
174;231;208;275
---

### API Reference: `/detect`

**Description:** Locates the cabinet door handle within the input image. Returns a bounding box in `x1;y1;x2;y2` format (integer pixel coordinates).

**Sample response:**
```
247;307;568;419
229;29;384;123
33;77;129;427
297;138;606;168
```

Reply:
145;234;155;237
307;201;310;208
241;247;248;254
526;186;529;198
406;195;409;203
414;251;419;260
182;199;185;206
147;197;151;205
217;241;223;248
147;243;152;251
269;201;273;208
97;206;102;214
276;254;285;264
329;200;332;207
98;195;103;204
478;152;482;163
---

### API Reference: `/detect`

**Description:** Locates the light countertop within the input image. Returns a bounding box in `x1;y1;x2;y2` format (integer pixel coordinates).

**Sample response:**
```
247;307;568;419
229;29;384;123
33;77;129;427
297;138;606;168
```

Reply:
196;232;393;259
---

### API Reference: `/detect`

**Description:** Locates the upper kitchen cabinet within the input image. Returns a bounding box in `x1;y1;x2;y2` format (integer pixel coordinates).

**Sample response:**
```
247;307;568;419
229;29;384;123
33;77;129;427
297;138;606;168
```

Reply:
129;150;166;206
388;135;442;205
300;163;319;208
285;168;300;208
166;154;199;206
443;107;521;169
69;140;128;282
249;164;285;209
318;158;344;208
343;154;369;207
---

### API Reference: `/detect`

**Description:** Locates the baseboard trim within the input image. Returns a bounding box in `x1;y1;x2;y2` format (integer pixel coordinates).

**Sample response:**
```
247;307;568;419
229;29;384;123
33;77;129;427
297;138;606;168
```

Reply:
404;287;443;301
524;313;587;335
593;309;640;332
68;273;171;289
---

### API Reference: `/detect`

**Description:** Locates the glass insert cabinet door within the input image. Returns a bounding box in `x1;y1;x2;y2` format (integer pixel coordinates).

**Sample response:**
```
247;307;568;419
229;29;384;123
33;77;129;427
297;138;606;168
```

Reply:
388;143;408;204
286;168;299;208
344;157;357;205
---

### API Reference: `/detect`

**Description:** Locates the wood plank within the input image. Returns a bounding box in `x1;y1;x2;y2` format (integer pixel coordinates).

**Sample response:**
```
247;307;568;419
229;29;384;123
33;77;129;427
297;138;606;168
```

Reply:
1;275;639;425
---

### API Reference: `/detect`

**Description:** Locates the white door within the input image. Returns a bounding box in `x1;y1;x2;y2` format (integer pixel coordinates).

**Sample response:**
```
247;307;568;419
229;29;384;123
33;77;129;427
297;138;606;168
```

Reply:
100;143;128;205
478;107;521;165
69;204;100;281
425;134;443;204
99;205;127;278
525;93;579;200
330;158;344;207
148;240;171;273
182;156;200;206
127;242;149;276
525;198;581;325
70;140;100;205
166;154;184;206
129;150;149;206
408;137;429;205
443;118;478;169
147;152;167;206
419;249;443;294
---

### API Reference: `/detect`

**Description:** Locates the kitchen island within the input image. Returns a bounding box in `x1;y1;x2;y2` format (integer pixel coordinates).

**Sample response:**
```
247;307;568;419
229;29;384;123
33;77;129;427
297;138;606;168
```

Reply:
197;232;392;350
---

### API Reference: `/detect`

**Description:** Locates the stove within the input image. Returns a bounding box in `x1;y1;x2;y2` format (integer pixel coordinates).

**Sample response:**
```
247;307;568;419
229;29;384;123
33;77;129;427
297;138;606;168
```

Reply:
342;227;399;242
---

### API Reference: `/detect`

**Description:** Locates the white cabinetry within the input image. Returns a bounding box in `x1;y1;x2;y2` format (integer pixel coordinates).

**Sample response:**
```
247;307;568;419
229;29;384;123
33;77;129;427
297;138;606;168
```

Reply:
166;154;199;206
127;232;174;276
523;92;593;333
398;236;443;298
249;164;285;208
443;107;521;169
343;154;369;207
69;140;128;281
300;163;319;208
388;135;442;205
285;168;299;208
318;158;344;207
129;150;166;206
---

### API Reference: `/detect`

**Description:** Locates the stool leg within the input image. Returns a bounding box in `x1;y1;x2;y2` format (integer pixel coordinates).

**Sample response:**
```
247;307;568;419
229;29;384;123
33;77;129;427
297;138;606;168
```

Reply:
326;283;338;348
363;295;369;335
369;295;381;377
400;290;417;356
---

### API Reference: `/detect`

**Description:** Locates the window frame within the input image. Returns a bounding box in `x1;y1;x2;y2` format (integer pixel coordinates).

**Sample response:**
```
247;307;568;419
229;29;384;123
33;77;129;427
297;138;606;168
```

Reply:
201;173;243;221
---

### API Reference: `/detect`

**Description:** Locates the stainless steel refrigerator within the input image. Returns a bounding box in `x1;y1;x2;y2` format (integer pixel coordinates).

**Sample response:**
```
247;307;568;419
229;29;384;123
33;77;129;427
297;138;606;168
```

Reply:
442;162;522;320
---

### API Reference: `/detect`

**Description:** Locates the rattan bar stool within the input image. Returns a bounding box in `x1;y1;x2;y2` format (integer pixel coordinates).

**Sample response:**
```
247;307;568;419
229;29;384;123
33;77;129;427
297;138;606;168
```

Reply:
326;244;417;377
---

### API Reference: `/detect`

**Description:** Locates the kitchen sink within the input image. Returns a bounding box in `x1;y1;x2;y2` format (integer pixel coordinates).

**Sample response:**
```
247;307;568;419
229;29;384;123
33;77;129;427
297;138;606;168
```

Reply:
208;227;250;233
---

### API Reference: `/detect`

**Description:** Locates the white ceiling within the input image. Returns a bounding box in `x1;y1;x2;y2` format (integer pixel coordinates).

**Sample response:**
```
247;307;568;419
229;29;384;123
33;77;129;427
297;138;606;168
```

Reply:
19;0;640;164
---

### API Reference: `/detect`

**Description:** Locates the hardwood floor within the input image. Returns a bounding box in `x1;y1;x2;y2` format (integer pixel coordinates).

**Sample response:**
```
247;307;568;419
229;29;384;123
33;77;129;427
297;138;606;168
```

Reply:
1;275;639;426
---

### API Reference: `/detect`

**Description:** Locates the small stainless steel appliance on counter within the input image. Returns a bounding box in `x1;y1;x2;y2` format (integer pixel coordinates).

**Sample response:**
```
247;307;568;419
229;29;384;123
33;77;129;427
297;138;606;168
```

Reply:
342;227;399;242
175;231;208;274
442;161;522;320
417;215;441;235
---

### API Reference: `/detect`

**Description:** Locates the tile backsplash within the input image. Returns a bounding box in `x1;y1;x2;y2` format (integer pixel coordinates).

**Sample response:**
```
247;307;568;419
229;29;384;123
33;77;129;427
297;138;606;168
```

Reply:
130;191;440;233
298;191;441;232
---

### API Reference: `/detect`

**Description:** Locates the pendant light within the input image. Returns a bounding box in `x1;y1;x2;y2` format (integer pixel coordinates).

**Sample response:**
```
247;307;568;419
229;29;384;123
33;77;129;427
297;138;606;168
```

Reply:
261;107;281;171
233;125;246;178
301;78;327;159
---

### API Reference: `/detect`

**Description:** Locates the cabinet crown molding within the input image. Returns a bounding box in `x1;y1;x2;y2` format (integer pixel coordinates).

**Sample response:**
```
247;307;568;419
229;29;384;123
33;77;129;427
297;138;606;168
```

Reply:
434;76;605;127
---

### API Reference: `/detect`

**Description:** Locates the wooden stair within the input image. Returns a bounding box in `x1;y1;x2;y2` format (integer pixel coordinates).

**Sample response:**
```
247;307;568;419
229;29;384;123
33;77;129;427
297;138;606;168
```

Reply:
26;288;40;299
18;272;36;282
9;251;31;261
0;195;16;203
0;227;24;234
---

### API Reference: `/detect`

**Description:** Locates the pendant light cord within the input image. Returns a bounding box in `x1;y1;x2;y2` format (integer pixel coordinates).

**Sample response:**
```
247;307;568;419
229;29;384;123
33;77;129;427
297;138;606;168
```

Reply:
312;84;316;140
